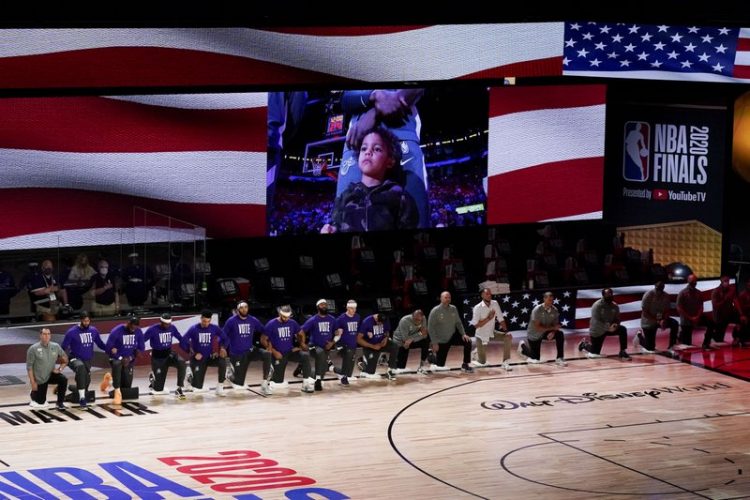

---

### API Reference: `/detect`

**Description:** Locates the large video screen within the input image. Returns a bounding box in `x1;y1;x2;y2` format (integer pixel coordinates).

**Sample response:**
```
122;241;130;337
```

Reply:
0;93;267;251
266;88;489;236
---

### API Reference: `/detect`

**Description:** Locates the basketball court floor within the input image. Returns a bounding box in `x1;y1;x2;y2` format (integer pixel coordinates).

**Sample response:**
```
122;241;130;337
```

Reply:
1;332;749;499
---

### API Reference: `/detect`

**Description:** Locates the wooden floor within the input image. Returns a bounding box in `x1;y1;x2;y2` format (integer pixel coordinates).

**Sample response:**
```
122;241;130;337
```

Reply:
1;338;749;499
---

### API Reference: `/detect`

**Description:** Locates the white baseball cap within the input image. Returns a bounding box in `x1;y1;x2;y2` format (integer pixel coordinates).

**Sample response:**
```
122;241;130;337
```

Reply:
316;299;327;307
346;300;357;309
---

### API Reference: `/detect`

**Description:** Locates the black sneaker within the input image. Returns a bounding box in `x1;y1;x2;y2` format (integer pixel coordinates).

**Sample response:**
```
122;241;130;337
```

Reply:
357;358;365;372
293;365;303;378
577;339;586;352
619;351;632;360
386;369;397;380
148;372;155;390
427;350;437;365
175;387;186;400
461;363;474;373
340;376;349;386
314;379;323;391
55;402;67;410
79;398;88;409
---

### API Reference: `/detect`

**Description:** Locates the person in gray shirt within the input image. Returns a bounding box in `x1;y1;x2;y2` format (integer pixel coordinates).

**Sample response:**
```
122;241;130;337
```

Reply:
427;291;473;372
518;291;567;366
26;327;68;409
393;309;433;374
578;288;631;360
634;281;679;353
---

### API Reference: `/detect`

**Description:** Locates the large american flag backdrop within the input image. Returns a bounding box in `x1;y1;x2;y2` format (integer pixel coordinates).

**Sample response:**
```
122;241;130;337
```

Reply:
461;290;577;334
0;23;747;249
575;279;721;330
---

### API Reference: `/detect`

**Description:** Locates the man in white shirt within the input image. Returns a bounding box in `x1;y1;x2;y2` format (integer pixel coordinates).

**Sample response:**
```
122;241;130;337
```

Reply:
469;288;512;371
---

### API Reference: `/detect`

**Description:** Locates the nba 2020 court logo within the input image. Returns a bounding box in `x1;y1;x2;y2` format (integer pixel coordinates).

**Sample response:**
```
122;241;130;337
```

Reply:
623;121;650;182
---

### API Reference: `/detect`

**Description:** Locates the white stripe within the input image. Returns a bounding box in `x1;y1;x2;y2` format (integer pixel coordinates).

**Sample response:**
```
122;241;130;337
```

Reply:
739;29;750;38
0;226;207;251
0;25;563;81
0;148;266;204
540;211;602;222
488;105;605;176
734;51;750;66
563;69;750;83
104;93;268;110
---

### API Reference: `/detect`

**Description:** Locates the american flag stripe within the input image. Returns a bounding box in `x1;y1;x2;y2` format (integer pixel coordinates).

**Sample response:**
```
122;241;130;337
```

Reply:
574;281;720;330
0;25;564;88
734;28;750;78
0;97;266;152
0;93;267;250
487;85;606;224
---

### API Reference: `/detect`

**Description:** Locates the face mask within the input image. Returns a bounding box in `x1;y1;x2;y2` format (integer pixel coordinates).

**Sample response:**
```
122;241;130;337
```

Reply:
99;267;108;275
42;267;52;275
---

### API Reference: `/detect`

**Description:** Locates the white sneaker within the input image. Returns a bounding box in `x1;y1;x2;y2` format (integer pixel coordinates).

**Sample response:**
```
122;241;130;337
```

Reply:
555;358;567;367
501;361;513;371
359;372;381;379
586;352;602;359
29;400;48;409
260;380;273;395
430;364;450;372
527;358;543;364
416;365;430;375
470;360;486;368
269;381;288;389
301;378;315;393
640;347;656;354
150;389;170;395
215;385;226;397
393;368;408;374
192;386;209;393
231;383;246;390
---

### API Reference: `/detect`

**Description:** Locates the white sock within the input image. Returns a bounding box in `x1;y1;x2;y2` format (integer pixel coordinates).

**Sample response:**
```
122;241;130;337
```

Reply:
316;375;321;380
78;389;85;399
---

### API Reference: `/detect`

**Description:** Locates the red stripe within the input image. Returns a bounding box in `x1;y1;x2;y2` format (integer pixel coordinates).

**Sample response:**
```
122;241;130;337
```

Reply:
733;63;750;79
260;26;429;36
0;97;266;153
487;157;603;224
0;189;265;239
458;56;564;80
0;47;354;88
489;84;606;117
736;38;750;51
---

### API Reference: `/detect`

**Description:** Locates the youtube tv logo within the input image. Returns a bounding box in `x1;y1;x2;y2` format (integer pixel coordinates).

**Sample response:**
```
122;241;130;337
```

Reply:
653;189;668;201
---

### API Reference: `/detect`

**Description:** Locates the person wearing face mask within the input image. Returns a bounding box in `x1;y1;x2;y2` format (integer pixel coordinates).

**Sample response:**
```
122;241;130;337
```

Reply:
676;274;716;350
578;288;630;360
29;260;68;320
300;299;337;391
90;259;119;317
634;281;679;354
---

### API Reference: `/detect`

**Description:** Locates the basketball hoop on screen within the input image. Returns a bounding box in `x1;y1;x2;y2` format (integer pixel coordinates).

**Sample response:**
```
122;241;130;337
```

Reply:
312;158;324;177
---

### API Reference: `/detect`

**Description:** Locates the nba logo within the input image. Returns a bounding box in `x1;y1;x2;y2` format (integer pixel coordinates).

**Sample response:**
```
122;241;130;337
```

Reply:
623;121;650;182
